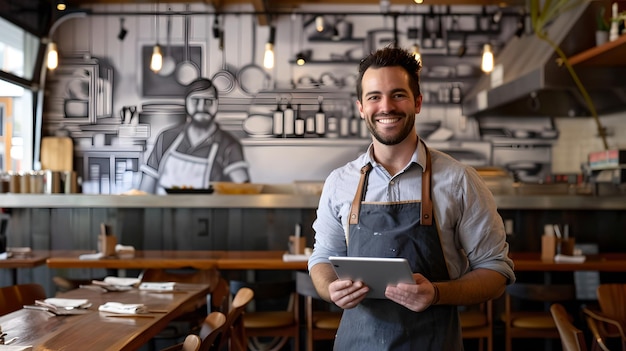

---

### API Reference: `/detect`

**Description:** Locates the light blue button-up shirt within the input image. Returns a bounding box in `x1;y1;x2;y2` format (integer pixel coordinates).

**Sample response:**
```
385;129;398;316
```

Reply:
308;138;515;284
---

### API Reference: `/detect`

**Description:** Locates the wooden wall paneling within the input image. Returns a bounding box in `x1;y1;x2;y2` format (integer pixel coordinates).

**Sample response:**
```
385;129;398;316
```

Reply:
116;208;145;250
209;209;229;250
6;208;33;248
226;208;244;249
142;208;166;250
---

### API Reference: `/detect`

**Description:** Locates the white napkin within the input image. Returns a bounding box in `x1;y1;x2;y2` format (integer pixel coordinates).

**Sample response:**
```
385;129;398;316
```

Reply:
103;276;141;286
139;282;177;291
282;253;311;262
554;254;586;263
79;252;104;260
98;302;148;314
43;298;90;309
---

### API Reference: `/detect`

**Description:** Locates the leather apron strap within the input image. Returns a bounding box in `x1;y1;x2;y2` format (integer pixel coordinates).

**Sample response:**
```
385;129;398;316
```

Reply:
348;142;434;226
421;145;433;226
349;163;373;226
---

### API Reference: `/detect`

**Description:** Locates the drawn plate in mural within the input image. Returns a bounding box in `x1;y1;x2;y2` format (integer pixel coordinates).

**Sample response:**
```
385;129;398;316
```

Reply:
164;186;214;194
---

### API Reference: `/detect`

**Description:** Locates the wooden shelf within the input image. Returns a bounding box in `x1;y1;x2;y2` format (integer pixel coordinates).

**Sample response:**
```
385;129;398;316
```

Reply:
568;34;626;66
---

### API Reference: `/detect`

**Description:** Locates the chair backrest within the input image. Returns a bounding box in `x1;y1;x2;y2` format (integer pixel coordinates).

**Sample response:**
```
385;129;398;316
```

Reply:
581;306;611;351
296;271;321;299
0;283;47;315
181;334;202;351
198;311;227;351
219;287;254;351
296;271;342;351
230;280;296;308
550;303;587;351
597;283;626;324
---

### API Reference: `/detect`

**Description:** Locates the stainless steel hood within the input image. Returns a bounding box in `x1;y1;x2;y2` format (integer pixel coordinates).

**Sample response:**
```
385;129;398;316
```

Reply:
462;1;626;117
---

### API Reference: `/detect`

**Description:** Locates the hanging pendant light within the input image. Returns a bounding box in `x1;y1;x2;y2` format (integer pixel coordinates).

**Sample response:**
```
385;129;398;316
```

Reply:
411;43;421;63
263;26;276;69
315;16;324;32
481;43;494;73
150;6;162;72
150;45;162;72
47;42;59;70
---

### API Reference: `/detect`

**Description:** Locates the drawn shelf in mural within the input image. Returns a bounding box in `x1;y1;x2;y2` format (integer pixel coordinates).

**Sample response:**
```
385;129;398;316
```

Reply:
44;58;113;124
141;45;203;98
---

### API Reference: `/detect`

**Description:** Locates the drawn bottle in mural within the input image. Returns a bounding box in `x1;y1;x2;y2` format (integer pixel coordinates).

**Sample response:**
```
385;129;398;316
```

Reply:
339;113;350;138
272;97;284;137
294;104;305;137
315;95;326;136
350;109;360;136
283;99;295;137
305;114;316;135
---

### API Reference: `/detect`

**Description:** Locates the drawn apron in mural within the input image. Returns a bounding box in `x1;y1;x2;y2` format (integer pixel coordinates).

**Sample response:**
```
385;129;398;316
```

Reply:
156;131;218;194
334;145;461;351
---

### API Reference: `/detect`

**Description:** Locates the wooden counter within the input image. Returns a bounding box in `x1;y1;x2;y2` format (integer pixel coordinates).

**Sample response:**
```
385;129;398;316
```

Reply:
1;193;625;210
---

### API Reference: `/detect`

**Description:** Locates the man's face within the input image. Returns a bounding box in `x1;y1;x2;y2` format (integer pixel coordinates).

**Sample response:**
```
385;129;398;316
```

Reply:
357;66;422;145
186;88;218;127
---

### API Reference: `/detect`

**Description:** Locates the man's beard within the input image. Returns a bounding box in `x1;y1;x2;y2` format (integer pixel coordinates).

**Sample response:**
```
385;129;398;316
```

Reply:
190;113;214;128
366;112;415;145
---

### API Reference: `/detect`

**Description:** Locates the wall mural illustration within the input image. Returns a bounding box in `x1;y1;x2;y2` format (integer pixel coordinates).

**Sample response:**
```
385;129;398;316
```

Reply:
138;78;250;194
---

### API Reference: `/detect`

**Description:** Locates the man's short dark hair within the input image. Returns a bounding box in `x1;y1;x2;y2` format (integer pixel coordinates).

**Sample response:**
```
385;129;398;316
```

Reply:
185;78;218;99
356;46;422;102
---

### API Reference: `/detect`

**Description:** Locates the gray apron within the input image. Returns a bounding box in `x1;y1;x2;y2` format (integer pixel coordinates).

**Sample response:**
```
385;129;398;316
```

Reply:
156;131;219;195
334;145;462;351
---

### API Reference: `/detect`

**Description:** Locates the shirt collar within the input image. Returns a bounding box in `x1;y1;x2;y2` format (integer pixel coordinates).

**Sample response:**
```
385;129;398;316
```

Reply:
362;134;428;172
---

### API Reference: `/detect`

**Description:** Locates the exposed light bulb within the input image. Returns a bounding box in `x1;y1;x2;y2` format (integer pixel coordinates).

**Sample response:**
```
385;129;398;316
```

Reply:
263;43;275;69
150;45;162;72
411;44;421;63
315;16;324;32
413;0;423;3
296;55;306;66
481;43;494;73
47;42;59;70
56;1;66;11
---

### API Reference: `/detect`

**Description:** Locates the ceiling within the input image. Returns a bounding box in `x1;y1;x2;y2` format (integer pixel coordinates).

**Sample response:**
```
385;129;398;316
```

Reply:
62;0;526;25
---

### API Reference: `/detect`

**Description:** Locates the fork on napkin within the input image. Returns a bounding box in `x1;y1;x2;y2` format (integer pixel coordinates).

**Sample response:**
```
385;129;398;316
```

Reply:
98;302;148;314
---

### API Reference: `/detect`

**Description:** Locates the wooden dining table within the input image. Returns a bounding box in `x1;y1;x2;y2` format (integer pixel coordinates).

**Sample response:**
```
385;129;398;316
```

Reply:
0;282;212;351
510;252;626;272
46;250;309;271
0;250;48;284
46;250;626;272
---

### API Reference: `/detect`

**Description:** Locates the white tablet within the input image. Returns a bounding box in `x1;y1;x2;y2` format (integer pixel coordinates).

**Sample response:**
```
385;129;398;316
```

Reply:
329;256;415;299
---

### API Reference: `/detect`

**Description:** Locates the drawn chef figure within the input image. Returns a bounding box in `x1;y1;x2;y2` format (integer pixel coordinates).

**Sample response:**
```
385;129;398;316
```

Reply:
139;78;250;194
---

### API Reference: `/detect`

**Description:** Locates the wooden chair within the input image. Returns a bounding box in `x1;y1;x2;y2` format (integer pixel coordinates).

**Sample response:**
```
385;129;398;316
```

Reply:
0;283;47;315
229;279;299;351
198;311;227;351
460;300;493;351
139;267;228;348
582;283;626;351
581;306;612;351
160;334;202;351
219;286;254;351
295;271;341;351
503;283;577;351
550;303;588;351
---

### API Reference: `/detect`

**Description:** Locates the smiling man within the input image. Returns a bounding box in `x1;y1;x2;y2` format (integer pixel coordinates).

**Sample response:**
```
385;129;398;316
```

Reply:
307;46;515;350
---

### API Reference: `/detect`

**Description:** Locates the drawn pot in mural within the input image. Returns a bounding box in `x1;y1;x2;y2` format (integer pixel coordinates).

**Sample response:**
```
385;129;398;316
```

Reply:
211;27;237;95
237;17;271;96
175;13;199;86
64;99;89;117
